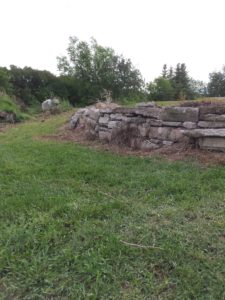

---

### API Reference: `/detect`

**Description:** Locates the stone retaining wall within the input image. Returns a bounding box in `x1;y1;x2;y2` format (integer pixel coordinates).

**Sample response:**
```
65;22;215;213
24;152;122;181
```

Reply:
70;102;225;152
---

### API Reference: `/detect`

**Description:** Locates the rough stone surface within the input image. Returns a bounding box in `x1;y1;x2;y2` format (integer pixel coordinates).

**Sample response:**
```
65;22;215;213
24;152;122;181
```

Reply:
135;107;161;119
42;98;59;112
0;111;16;123
141;140;160;151
202;114;225;122
88;109;100;121
99;108;113;114
184;129;225;138
99;116;110;125
108;121;120;129
198;121;225;128
161;107;199;122
169;128;185;142
183;122;197;129
199;105;225;120
85;118;97;128
198;137;225;151
125;117;146;124
113;107;137;115
146;119;163;127
138;124;150;137
149;127;172;140
70;115;80;129
162;140;174;146
162;121;182;127
110;113;123;121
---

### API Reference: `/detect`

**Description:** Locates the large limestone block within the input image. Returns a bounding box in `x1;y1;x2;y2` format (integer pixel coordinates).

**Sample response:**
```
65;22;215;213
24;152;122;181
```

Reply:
110;113;123;121
88;108;100;121
113;107;137;115
138;124;150;137
85;117;97;128
198;137;225;151
99;108;113;114
99;115;110;125
198;121;225;128
149;126;185;142
112;106;162;119
108;121;120;129
149;127;172;140
199;105;225;120
184;128;225;138
169;128;185;142
162;121;182;127
146;119;163;127
183;122;197;129
202;114;225;122
135;107;161;119
161;107;199;122
125;117;146;124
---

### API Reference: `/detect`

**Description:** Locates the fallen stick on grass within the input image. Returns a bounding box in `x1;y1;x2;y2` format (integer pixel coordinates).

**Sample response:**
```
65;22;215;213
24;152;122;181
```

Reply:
120;240;163;250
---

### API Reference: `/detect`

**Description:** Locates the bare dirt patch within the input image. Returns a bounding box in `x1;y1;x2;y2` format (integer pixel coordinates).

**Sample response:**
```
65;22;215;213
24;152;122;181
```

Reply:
39;124;225;166
0;123;15;132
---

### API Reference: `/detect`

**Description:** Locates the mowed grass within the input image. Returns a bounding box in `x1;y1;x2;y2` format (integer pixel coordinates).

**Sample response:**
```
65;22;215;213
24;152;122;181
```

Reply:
0;112;225;299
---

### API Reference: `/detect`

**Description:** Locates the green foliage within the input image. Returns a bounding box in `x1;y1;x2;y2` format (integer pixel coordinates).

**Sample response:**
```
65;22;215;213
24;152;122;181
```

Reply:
0;93;18;113
208;66;225;96
59;99;73;112
147;77;175;101
57;36;144;104
0;114;225;299
148;63;202;101
189;78;207;98
9;65;67;105
172;63;193;100
0;67;13;95
0;93;30;121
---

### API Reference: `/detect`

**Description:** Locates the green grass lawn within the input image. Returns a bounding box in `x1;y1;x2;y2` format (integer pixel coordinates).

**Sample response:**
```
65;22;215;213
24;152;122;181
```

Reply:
0;112;225;299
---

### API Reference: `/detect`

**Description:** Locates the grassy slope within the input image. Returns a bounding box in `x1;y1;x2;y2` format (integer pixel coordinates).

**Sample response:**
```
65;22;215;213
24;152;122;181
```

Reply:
0;112;225;299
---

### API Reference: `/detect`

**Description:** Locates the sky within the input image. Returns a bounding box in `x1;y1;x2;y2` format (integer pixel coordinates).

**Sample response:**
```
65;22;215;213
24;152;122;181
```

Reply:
1;0;225;83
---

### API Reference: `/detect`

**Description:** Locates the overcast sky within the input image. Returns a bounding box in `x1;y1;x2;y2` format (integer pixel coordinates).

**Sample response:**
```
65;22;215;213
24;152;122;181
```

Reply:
1;0;225;82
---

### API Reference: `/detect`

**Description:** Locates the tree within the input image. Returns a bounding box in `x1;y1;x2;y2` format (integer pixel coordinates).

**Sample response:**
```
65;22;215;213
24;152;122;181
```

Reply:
172;63;193;100
189;78;207;98
208;67;225;97
9;65;66;104
57;36;144;104
0;67;12;94
147;77;175;101
168;67;173;79
147;63;197;101
162;64;168;78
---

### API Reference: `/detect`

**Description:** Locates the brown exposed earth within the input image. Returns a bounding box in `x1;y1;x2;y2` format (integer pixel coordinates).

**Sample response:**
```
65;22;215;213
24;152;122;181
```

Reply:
40;124;225;166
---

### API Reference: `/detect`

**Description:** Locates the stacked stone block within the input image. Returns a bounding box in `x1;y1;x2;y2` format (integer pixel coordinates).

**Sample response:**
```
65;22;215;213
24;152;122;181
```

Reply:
70;103;225;152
